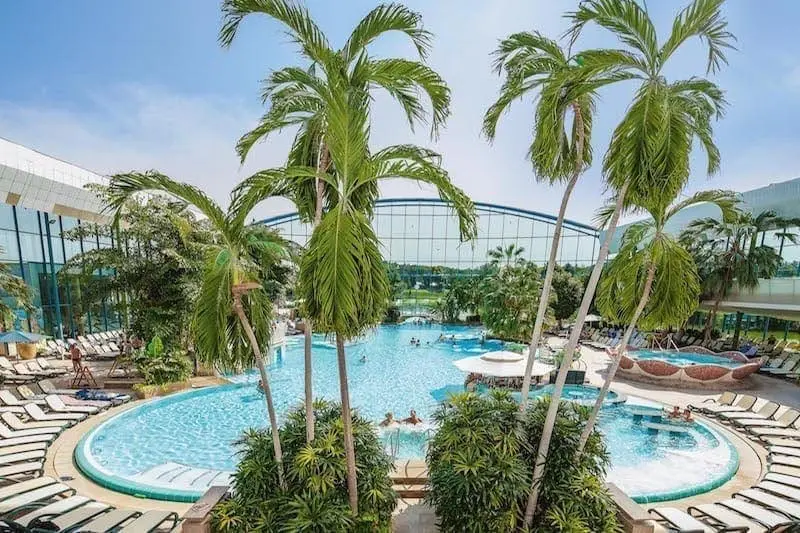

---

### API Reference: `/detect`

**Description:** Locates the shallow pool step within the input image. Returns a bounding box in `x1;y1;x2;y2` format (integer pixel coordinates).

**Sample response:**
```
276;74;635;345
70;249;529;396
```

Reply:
132;462;234;493
642;421;692;434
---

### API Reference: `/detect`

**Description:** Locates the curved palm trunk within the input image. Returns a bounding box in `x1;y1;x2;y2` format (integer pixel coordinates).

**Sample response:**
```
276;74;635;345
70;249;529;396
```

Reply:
576;258;656;454
232;295;285;490
731;311;744;350
523;183;627;527
302;144;329;444
335;333;358;514
520;102;584;408
520;171;580;408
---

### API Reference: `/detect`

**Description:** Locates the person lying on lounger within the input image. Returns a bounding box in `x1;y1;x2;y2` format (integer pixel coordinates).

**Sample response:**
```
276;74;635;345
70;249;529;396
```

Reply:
401;409;423;425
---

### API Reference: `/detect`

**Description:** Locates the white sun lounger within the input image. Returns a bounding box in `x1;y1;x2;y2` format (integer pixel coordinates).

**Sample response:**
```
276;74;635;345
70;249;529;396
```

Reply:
0;450;46;465
14;495;93;527
118;510;180;532
0;483;75;514
0;461;44;479
29;501;111;531
703;395;757;415
764;473;800;489
740;409;800;430
717;498;793;529
751;424;800;439
758;480;800;501
736;489;800;520
0;422;58;440
686;503;761;532
0;412;68;431
45;395;99;414
0;391;43;407
648;507;720;532
721;401;779;422
0;434;54;447
0;476;56;499
24;403;86;422
772;447;800;459
72;508;141;532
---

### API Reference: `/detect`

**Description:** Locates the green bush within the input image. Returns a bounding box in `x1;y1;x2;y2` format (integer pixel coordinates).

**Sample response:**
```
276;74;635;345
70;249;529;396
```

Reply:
133;335;192;385
426;390;529;532
426;391;620;533
212;399;396;532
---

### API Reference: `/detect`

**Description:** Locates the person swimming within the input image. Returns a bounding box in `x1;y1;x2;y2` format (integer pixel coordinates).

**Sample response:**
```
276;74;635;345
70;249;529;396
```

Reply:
401;409;423;425
360;354;367;363
682;408;694;423
379;412;395;427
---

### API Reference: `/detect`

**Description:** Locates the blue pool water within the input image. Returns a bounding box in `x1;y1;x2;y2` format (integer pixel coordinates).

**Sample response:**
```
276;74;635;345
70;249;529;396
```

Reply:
81;325;738;502
632;350;743;368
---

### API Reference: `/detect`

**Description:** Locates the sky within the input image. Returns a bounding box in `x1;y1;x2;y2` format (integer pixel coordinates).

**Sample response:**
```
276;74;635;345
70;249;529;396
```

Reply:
1;0;800;226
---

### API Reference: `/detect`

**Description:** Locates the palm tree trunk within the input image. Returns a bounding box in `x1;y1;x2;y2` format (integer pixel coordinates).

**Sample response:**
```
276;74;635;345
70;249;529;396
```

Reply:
523;183;627;527
335;332;358;514
520;170;580;408
576;258;656;454
302;144;329;444
731;311;744;350
232;295;285;490
520;102;584;409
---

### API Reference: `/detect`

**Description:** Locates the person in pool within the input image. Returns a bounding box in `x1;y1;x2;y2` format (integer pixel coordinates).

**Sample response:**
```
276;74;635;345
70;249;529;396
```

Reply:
682;408;694;423
666;405;681;419
401;409;423;425
379;412;395;427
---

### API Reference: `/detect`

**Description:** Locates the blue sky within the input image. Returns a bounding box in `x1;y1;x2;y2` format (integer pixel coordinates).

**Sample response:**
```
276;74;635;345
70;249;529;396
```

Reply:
1;0;800;225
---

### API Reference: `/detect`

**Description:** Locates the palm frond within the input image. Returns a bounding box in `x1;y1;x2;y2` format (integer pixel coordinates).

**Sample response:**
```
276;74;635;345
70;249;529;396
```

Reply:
341;3;431;62
659;0;736;75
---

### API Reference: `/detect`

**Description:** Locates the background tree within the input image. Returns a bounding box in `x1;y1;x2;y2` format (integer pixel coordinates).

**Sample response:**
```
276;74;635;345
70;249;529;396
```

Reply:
525;0;733;523
682;209;785;345
0;254;33;331
221;0;450;445
104;171;292;490
487;244;525;269
480;261;542;342
549;267;584;329
577;190;737;453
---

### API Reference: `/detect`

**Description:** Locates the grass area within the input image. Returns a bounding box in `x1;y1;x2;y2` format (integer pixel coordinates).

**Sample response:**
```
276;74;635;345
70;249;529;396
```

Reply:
399;288;441;299
738;329;800;342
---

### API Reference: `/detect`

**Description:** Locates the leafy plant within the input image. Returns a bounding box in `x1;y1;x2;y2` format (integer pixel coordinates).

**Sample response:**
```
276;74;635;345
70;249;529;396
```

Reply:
133;342;192;386
145;335;164;357
479;261;542;342
212;400;395;532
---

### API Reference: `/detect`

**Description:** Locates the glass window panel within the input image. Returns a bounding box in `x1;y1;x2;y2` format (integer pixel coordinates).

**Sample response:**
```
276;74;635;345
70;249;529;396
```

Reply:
19;233;44;262
15;208;40;234
0;230;19;262
0;205;14;231
403;215;417;237
60;216;79;232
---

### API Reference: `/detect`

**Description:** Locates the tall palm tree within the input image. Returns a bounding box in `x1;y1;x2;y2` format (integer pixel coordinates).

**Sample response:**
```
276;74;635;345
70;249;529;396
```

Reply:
236;99;476;515
682;209;785;343
104;171;292;490
576;190;737;454
487;243;526;269
523;0;733;524
220;0;450;444
483;33;615;408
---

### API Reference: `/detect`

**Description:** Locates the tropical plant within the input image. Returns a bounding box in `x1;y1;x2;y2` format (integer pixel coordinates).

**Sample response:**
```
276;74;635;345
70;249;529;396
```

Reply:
484;31;610;409
480;261;542;341
426;390;529;532
212;400;395;532
549;267;584;329
103;171;292;489
0;252;33;330
221;0;450;448
425;392;617;532
681;209;786;344
524;0;733;522
576;190;738;453
487;244;526;269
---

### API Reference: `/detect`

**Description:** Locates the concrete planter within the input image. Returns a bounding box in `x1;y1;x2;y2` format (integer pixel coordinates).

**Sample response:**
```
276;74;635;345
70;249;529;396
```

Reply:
132;380;192;399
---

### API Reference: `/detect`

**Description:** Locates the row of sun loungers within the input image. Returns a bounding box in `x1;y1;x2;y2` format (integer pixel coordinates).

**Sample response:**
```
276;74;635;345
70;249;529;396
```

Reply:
648;394;800;531
759;353;800;380
44;329;123;358
0;384;182;531
581;328;649;350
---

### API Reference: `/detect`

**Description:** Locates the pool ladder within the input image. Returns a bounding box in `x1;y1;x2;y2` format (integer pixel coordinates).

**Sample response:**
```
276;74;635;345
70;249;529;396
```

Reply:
386;428;437;461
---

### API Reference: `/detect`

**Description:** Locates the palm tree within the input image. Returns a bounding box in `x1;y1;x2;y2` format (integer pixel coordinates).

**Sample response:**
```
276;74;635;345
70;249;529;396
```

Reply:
104;171;292;490
236;102;476;514
0;257;33;330
484;32;613;408
523;0;734;524
487;244;526;269
576;190;737;453
682;209;785;344
220;0;450;444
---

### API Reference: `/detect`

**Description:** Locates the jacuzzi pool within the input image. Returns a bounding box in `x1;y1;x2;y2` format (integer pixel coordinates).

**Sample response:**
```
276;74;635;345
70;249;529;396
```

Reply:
75;325;739;503
619;347;762;384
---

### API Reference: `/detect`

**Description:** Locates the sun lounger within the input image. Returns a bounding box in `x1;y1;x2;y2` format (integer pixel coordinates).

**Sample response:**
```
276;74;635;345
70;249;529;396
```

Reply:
736;489;800;520
13;495;93;527
26;361;65;378
13;364;48;378
0;371;35;384
764;473;800;490
0;412;67;432
759;480;800;501
0;450;46;465
45;395;99;414
718;498;793;529
703;395;757;415
32;359;68;376
0;482;74;515
648;507;722;532
24;403;86;422
0;434;55;447
0;461;44;479
29;501;111;531
72;508;141;532
721;401;779;422
751;423;800;439
764;355;800;375
772;447;800;459
0;391;44;407
38;379;80;396
687;503;761;532
739;409;800;430
0;420;60;439
118;510;180;532
0;443;47;456
691;391;737;412
16;385;46;402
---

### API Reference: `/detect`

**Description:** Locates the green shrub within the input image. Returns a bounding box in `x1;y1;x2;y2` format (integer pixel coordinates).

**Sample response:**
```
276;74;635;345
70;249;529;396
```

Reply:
521;397;620;533
134;335;192;385
426;390;530;532
212;399;395;532
426;392;620;533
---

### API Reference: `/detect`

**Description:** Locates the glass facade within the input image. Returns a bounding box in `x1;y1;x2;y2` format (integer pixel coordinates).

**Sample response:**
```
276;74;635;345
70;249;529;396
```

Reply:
262;198;599;314
0;203;121;338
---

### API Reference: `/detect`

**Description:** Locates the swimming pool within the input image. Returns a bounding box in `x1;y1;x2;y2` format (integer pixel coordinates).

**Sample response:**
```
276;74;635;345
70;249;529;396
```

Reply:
632;350;742;367
76;325;738;503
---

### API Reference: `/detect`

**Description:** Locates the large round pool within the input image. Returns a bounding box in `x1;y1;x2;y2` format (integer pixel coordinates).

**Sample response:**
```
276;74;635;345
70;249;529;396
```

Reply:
76;325;738;503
